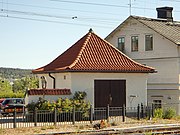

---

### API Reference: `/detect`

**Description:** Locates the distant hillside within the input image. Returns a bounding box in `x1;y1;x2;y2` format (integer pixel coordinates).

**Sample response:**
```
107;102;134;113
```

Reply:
0;67;33;79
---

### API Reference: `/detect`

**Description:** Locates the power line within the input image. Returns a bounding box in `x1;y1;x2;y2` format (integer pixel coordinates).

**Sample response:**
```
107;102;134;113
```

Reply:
0;14;115;29
0;9;121;24
160;0;180;2
0;2;123;16
0;0;179;26
50;0;180;12
50;0;129;8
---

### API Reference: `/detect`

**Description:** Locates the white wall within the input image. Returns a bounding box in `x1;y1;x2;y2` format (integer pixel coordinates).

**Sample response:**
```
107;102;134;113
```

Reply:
37;73;72;89
148;90;180;114
37;74;53;89
106;17;180;114
70;72;148;108
36;72;148;108
107;19;178;59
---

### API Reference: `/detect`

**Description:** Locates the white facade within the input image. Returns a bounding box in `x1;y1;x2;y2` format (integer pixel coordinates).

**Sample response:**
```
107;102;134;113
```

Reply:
36;72;148;108
106;17;180;114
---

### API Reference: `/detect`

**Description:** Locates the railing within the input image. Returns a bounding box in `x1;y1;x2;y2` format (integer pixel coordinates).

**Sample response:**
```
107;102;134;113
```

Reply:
0;103;166;129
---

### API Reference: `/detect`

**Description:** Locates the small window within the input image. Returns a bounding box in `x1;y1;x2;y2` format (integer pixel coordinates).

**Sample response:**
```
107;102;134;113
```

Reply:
131;36;138;52
153;100;162;109
145;35;153;51
118;37;125;52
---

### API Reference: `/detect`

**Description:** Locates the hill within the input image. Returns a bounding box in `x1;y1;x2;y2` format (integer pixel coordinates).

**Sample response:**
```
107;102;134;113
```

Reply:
0;67;33;79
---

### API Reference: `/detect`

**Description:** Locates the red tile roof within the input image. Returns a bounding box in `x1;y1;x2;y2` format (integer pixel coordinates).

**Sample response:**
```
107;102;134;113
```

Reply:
28;89;71;95
33;29;155;73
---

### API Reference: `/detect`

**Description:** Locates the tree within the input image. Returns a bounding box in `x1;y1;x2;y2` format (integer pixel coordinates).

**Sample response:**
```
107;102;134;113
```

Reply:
12;76;39;93
0;79;13;93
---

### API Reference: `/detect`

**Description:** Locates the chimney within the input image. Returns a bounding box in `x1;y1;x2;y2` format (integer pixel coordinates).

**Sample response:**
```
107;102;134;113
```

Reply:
156;7;173;21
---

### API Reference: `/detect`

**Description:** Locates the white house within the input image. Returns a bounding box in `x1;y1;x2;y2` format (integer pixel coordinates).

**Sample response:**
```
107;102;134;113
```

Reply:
27;29;155;108
105;7;180;113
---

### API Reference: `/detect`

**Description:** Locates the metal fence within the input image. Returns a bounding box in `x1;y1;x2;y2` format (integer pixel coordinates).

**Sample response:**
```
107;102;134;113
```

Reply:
0;103;164;129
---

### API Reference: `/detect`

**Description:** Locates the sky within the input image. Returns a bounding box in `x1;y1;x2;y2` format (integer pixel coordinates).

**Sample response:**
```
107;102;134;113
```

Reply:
0;0;180;69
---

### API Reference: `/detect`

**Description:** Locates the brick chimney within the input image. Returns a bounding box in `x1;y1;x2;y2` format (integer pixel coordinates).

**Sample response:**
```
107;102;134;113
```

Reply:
156;7;173;21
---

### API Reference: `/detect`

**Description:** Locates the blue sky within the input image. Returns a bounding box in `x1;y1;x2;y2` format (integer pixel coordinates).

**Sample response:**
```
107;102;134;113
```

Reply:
0;0;180;69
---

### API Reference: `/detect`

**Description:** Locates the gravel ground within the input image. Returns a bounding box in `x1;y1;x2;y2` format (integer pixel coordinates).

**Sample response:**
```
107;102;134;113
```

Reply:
0;118;180;135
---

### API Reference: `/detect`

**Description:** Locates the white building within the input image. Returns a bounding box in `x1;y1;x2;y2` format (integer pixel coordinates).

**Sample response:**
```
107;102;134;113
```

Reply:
27;29;155;108
106;7;180;113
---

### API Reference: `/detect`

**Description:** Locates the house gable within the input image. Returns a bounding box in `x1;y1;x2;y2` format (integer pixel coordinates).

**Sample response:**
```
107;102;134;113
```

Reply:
106;16;179;60
106;16;180;46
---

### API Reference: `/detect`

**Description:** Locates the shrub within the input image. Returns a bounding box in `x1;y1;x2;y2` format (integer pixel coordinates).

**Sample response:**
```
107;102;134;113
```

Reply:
154;108;163;119
153;107;176;119
26;91;90;118
26;101;36;111
0;92;24;98
163;108;176;119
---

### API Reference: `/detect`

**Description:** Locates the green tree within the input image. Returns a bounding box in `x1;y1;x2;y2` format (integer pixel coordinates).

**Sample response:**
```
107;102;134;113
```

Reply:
12;76;39;93
0;79;13;93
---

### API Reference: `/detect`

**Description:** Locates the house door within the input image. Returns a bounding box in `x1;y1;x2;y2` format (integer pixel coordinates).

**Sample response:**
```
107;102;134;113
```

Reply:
94;80;126;107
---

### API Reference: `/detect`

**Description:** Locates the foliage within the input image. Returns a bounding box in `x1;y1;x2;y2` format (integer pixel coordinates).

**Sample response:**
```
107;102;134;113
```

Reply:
0;67;32;79
153;108;176;119
0;68;39;98
26;101;37;111
12;76;39;93
163;108;176;119
0;79;12;93
0;67;38;97
27;91;91;118
0;76;38;98
73;91;87;100
154;108;163;119
0;91;25;98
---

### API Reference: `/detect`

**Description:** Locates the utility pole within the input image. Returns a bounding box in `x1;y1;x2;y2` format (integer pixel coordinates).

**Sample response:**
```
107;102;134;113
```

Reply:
129;0;132;15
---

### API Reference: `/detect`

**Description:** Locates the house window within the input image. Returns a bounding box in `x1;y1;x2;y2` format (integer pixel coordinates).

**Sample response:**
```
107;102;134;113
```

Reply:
145;35;153;51
131;36;138;52
153;100;162;109
118;37;125;52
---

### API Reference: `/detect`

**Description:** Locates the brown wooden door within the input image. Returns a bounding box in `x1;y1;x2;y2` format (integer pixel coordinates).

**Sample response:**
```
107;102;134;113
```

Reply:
94;80;126;107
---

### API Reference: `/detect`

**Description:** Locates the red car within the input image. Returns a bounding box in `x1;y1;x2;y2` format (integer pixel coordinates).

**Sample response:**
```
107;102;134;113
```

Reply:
0;98;5;109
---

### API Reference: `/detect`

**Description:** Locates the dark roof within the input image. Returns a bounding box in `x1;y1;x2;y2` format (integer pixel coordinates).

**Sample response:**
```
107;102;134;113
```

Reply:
106;16;180;45
28;89;71;95
33;30;155;74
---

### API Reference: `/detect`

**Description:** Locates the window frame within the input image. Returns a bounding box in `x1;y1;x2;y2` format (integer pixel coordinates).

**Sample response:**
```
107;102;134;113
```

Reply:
153;99;162;109
117;37;125;52
131;36;138;52
145;34;153;51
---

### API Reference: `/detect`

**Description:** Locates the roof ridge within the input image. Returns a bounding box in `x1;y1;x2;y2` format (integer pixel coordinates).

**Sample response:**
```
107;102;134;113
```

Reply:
68;32;92;69
131;15;180;23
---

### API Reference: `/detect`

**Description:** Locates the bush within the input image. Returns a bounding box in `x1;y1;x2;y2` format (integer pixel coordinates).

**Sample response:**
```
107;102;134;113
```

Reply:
0;92;24;98
26;91;90;119
163;108;176;119
153;108;176;119
154;108;163;119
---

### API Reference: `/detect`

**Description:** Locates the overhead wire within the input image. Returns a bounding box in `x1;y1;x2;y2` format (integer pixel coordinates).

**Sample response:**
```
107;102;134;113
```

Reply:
0;14;115;29
0;9;121;25
160;0;180;2
50;0;180;12
0;0;179;28
0;1;124;16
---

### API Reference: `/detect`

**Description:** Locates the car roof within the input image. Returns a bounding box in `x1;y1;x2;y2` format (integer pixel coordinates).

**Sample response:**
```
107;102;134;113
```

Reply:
4;98;24;100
